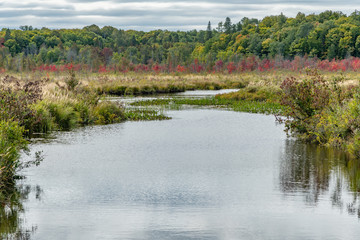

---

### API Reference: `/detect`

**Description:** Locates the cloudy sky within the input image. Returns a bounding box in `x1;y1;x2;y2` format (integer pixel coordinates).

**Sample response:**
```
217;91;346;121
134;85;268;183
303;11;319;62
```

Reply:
0;0;359;31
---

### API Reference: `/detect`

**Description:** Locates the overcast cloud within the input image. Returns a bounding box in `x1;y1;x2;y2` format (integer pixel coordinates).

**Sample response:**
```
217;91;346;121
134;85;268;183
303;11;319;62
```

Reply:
0;0;359;31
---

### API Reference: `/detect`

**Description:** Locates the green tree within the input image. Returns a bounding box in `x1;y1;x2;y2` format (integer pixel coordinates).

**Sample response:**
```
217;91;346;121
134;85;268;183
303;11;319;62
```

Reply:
4;39;20;55
224;17;233;34
4;29;11;41
205;21;213;41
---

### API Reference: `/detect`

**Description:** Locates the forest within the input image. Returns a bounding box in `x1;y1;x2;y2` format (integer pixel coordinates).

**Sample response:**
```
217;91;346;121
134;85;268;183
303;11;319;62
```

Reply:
2;10;360;73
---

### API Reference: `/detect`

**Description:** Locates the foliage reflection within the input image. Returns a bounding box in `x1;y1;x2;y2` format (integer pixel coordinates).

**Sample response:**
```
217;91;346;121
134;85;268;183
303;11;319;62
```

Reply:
0;184;40;239
280;140;360;217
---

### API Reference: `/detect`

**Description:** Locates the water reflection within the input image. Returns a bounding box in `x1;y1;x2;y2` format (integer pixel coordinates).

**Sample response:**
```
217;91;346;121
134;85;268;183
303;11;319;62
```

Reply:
11;109;360;239
280;140;360;217
0;184;41;239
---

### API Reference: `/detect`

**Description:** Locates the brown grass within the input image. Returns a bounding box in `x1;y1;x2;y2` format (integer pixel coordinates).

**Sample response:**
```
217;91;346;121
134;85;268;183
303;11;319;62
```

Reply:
0;70;358;97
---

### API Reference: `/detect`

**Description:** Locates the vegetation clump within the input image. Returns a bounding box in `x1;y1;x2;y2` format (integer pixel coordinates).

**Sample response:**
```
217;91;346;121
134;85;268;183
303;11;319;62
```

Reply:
94;101;125;124
65;67;79;91
217;86;282;103
278;69;360;158
279;69;332;139
0;76;43;135
0;121;27;187
124;109;170;121
95;77;240;96
131;93;285;115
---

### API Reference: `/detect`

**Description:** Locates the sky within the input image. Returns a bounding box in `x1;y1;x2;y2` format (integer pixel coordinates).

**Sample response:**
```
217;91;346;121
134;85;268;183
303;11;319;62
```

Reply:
0;0;359;31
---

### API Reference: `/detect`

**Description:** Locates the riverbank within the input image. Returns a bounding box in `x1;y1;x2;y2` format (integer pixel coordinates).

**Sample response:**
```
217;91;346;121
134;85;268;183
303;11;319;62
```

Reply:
0;72;170;206
2;70;357;95
103;70;360;160
2;69;360;191
2;69;360;238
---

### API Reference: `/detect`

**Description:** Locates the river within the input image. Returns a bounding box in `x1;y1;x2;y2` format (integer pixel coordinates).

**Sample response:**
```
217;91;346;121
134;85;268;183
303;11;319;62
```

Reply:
12;90;360;239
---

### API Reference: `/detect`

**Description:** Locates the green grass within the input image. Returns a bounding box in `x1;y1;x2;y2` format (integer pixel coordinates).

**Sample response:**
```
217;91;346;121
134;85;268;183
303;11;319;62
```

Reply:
96;82;240;96
231;101;285;114
124;109;170;121
131;97;286;115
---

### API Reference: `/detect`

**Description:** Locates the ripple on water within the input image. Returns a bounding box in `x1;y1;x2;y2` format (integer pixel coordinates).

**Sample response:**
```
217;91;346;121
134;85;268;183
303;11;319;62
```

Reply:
18;107;360;240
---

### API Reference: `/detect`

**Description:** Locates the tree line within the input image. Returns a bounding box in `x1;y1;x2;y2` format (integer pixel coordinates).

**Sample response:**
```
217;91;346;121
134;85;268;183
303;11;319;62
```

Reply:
1;10;360;72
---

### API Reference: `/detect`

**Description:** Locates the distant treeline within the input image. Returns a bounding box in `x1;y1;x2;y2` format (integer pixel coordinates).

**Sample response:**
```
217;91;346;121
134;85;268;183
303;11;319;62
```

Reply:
2;10;360;72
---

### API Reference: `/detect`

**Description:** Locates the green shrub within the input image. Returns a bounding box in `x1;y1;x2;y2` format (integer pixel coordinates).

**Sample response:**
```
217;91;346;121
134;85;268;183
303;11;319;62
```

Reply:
0;121;26;185
140;85;156;95
31;102;54;133
314;92;360;153
124;86;141;95
229;81;248;89
217;86;282;102
73;101;95;125
111;86;127;95
46;102;79;130
280;71;331;139
279;70;360;158
31;98;97;133
0;78;43;135
347;132;360;159
0;120;42;235
93;101;125;124
65;68;79;91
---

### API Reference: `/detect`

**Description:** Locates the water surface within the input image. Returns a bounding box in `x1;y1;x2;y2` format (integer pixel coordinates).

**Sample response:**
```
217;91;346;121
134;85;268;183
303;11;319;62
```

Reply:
15;93;360;240
107;88;239;104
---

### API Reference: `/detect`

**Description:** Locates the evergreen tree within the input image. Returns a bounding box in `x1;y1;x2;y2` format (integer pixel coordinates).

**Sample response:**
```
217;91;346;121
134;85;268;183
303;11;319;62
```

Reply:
4;29;11;41
205;21;213;41
235;22;242;32
224;17;232;34
217;22;223;32
328;44;337;60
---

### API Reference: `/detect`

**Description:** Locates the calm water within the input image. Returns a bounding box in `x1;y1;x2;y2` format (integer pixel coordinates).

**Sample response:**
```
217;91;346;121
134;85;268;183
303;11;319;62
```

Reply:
107;89;239;105
12;91;360;239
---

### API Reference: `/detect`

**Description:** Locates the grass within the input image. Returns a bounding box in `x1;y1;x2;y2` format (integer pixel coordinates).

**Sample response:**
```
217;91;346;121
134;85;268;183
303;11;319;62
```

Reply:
2;69;357;135
2;69;358;98
0;71;309;96
124;109;170;121
131;97;285;115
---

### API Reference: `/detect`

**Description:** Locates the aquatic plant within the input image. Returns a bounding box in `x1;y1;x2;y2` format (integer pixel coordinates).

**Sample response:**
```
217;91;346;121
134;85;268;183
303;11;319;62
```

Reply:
0;121;27;186
94;101;125;124
124;109;170;121
45;102;79;131
217;86;283;103
131;96;285;115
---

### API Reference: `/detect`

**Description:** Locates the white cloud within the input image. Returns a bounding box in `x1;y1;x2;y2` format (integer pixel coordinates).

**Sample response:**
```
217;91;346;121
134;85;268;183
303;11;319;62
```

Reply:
0;0;359;30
